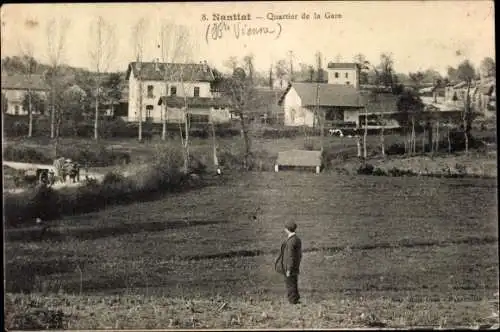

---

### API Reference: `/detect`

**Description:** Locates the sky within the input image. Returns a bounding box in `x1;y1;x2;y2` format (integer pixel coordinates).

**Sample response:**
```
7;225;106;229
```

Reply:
1;1;495;76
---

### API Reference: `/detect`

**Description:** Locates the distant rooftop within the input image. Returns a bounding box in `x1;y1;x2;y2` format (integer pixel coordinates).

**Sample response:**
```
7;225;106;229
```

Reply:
327;62;359;70
1;74;49;91
279;82;365;108
126;61;216;82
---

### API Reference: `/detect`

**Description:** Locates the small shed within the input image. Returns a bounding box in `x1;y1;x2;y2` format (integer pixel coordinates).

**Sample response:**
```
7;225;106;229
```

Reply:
275;149;322;173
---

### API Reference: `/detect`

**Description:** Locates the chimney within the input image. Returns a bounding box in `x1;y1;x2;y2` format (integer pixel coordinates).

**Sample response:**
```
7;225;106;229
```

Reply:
155;58;160;72
203;60;208;73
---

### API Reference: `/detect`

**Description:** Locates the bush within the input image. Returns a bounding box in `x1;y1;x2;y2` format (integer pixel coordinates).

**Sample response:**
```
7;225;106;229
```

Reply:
372;167;387;176
385;143;407;155
387;167;416;177
262;127;300;139
357;163;375;175
3;145;53;164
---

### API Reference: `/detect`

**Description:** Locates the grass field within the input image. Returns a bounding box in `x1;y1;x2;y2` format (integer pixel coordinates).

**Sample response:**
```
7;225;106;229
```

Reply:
4;171;499;328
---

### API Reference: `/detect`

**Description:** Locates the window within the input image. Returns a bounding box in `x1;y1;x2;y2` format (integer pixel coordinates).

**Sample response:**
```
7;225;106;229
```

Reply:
188;113;209;123
334;72;339;78
193;86;200;97
345;73;349;78
146;105;154;120
14;105;19;115
170;86;177;96
147;85;154;98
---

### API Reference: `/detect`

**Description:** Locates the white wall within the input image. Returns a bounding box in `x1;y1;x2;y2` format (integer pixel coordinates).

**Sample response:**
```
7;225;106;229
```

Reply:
343;109;360;125
327;68;359;88
127;69;224;123
2;89;47;115
283;87;315;126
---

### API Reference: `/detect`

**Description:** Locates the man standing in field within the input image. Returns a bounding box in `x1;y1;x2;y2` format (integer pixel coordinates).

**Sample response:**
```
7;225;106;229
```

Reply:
275;221;303;304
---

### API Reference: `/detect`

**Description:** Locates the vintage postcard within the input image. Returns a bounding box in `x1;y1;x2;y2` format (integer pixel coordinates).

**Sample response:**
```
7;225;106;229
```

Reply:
2;1;498;330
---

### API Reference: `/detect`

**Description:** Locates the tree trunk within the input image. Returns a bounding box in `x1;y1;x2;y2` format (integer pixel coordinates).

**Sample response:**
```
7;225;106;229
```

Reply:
380;125;385;157
464;116;469;154
356;135;362;158
162;106;167;141
50;76;56;139
211;119;218;168
363;109;368;159
411;117;416;155
138;79;143;142
28;90;33;137
422;126;426;153
427;121;433;153
54;136;59;159
239;112;252;170
463;81;470;154
162;82;168;141
94;80;100;140
435;120;440;152
464;81;472;152
320;110;325;152
183;109;190;172
447;126;451;153
403;128;408;154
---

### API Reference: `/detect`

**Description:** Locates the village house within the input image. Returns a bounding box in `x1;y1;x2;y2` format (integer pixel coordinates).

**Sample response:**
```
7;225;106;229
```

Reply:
326;62;361;88
1;74;49;115
278;82;366;127
126;60;231;125
443;78;496;116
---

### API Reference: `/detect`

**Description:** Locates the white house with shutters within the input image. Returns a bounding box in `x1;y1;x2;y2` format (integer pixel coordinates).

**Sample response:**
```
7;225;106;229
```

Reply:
125;61;231;124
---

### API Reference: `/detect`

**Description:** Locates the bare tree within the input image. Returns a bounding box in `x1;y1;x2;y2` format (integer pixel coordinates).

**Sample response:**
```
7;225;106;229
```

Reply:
18;42;37;138
131;18;148;142
457;60;476;154
220;62;258;170
353;53;369;85
89;16;116;140
159;21;197;171
379;53;394;90
275;59;288;89
46;18;70;140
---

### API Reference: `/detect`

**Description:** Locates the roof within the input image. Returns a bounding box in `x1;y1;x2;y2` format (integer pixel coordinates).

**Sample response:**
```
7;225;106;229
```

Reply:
279;82;365;108
158;96;231;108
276;149;322;167
327;62;359;70
1;74;50;91
126;62;216;82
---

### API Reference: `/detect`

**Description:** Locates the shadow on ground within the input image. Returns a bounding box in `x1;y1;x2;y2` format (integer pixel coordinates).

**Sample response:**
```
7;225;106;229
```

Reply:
5;219;229;242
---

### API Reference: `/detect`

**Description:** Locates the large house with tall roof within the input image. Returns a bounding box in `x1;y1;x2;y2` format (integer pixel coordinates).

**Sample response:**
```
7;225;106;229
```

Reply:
278;82;366;127
1;74;49;116
125;61;231;124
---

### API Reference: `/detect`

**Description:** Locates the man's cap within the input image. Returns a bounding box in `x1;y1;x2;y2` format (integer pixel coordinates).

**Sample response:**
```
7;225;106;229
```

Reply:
285;221;297;232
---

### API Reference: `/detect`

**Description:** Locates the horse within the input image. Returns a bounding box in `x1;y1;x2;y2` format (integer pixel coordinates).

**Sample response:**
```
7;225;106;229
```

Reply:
68;162;81;183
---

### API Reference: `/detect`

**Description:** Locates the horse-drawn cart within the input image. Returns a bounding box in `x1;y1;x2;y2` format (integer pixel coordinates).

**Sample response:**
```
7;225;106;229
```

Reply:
13;167;54;188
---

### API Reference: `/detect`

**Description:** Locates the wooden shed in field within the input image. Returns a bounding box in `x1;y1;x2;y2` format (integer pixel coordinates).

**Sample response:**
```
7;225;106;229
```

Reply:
275;149;322;173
